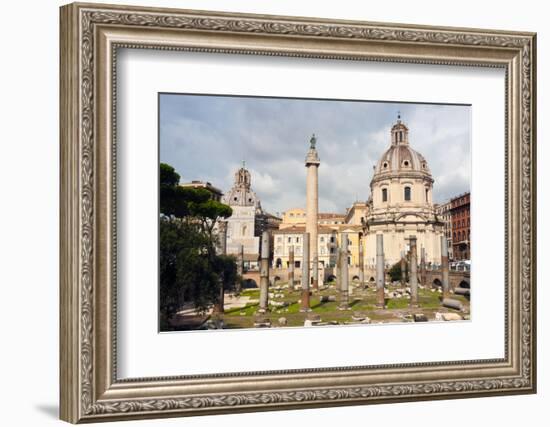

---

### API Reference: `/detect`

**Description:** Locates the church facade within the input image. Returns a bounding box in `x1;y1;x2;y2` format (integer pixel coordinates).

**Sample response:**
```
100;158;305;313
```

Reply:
222;163;280;269
363;116;444;267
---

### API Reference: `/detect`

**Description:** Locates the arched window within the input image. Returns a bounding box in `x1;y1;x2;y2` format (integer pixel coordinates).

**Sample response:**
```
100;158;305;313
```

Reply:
382;188;388;202
404;186;411;201
425;188;429;202
453;232;456;240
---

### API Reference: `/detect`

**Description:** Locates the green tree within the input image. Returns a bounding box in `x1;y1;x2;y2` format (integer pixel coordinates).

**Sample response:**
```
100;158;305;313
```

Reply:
388;261;405;282
159;162;234;328
159;220;215;327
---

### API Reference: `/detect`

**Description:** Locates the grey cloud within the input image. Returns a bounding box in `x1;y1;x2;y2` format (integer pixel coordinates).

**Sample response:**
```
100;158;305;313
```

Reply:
160;94;470;214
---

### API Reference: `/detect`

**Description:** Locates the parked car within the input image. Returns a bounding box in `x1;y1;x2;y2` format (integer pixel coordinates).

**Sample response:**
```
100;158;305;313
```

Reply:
456;260;471;271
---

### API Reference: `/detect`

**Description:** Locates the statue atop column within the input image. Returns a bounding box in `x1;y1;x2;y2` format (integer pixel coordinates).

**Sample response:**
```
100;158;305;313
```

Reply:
310;133;317;149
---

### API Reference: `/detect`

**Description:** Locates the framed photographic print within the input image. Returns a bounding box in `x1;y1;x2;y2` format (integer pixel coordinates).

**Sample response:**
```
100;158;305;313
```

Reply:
60;2;537;423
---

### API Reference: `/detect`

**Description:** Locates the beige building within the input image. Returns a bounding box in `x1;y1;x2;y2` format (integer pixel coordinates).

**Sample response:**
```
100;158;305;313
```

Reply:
363;116;444;266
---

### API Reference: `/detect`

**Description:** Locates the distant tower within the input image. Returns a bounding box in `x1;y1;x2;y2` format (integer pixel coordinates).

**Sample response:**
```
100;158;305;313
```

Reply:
305;134;320;288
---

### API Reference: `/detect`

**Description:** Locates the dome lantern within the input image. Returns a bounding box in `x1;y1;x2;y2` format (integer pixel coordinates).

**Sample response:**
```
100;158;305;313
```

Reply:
391;112;409;146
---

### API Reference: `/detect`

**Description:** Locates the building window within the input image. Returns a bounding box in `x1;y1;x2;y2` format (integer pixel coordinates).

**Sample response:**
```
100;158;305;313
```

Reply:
382;188;388;202
330;247;335;254
425;188;429;202
296;237;300;243
288;237;291;243
320;236;325;242
330;236;335;243
277;237;282;243
404;186;411;201
383;162;388;169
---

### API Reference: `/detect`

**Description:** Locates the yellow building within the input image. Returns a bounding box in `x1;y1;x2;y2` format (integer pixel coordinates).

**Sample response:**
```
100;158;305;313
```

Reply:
272;208;365;270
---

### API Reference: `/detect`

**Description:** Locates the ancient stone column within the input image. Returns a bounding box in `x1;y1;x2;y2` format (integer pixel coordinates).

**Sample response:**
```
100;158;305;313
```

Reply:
235;243;244;294
335;239;342;288
288;245;295;289
441;235;450;299
312;255;319;291
305;135;320;291
258;231;270;314
358;239;365;288
400;250;407;287
213;221;228;314
409;236;419;307
218;220;227;255
339;234;349;310
300;232;311;312
376;234;385;308
420;246;426;287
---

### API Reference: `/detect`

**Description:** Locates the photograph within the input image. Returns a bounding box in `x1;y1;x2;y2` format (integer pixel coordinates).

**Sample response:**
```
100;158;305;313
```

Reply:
159;94;472;331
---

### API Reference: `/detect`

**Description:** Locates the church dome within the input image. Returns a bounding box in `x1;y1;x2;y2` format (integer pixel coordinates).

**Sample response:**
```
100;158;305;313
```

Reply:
372;116;432;182
222;162;262;210
374;145;430;175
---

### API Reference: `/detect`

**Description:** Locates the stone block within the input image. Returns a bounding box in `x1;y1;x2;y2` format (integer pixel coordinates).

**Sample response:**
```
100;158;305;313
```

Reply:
278;317;288;326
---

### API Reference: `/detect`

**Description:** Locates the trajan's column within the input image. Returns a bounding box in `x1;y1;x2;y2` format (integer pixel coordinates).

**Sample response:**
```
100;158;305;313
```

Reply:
305;134;320;289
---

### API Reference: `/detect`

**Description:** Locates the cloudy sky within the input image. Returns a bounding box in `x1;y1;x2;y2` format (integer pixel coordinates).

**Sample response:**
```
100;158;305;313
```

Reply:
160;94;470;215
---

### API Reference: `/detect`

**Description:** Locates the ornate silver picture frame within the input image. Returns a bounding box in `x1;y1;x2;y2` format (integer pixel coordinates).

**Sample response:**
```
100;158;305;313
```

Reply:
60;2;536;423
